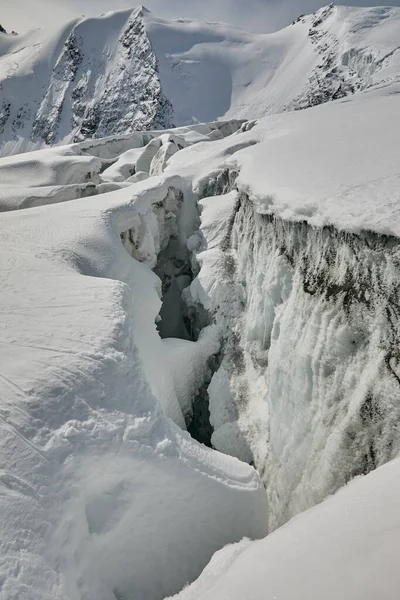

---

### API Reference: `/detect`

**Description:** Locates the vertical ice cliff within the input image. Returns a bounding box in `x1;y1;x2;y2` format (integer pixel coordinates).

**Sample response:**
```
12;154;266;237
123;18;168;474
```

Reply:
184;181;400;529
169;78;400;529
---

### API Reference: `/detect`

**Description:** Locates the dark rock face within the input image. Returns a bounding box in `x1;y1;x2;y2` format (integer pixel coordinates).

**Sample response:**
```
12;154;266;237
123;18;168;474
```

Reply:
293;4;380;110
68;13;174;143
32;32;84;144
25;9;174;146
0;101;11;135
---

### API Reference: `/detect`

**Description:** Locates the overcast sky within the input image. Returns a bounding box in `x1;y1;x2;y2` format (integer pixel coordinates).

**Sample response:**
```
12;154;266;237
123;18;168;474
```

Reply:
2;0;400;34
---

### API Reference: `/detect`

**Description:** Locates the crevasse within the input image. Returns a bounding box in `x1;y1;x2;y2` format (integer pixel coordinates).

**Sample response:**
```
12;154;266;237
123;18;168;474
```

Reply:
185;175;400;529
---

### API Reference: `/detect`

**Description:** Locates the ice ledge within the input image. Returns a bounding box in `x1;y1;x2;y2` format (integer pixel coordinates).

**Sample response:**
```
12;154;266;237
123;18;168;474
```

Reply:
228;87;400;238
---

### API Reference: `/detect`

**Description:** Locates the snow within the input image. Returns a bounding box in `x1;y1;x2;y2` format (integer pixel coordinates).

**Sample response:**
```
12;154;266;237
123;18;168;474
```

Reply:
235;86;400;237
0;145;101;187
168;82;400;238
0;129;268;599
1;5;400;600
170;457;400;600
0;121;243;212
2;4;400;154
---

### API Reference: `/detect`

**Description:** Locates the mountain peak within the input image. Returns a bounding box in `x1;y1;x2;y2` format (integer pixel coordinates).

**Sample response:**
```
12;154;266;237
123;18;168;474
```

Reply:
137;5;152;17
1;4;400;154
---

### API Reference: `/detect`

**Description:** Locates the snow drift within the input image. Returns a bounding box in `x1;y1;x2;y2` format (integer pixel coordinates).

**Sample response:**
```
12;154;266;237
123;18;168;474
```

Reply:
169;457;400;600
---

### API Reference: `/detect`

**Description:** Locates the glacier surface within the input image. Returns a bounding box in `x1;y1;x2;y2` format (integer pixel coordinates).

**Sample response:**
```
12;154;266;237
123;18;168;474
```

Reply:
1;4;400;600
0;123;268;600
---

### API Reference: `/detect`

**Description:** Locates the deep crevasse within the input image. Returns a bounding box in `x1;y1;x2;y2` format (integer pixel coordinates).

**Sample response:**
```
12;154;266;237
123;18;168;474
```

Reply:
185;183;400;529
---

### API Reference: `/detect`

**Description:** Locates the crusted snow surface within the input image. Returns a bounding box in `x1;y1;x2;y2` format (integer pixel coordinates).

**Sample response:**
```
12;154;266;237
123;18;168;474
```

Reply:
169;457;400;600
2;4;400;155
0;123;268;599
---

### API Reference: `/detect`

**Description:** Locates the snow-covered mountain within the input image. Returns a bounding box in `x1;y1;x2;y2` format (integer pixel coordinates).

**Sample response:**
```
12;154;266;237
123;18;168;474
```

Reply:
1;4;400;154
0;7;174;152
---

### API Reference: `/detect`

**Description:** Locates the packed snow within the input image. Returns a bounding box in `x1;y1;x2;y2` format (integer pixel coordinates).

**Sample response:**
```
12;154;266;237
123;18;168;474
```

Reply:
169;457;400;600
167;82;400;237
1;4;400;600
0;123;268;599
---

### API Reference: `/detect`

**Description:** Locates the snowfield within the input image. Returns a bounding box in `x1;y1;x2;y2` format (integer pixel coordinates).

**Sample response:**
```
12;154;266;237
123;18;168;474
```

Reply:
1;3;400;600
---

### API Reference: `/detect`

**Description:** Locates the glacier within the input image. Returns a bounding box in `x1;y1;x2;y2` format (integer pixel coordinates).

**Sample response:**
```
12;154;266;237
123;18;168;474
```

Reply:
173;83;400;528
1;3;400;600
0;123;269;600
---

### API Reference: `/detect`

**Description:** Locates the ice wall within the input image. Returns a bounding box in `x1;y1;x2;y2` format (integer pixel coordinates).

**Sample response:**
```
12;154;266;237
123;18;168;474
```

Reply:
187;183;400;529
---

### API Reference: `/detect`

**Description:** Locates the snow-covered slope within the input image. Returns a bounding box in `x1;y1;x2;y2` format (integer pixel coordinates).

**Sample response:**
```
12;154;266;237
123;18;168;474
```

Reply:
1;4;400;155
0;121;268;600
170;457;400;600
151;3;400;121
0;7;174;152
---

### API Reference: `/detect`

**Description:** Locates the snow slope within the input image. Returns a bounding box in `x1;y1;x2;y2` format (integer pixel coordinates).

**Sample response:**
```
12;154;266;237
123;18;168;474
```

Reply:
150;3;400;121
0;123;268;599
1;4;400;154
0;7;174;152
170;457;400;600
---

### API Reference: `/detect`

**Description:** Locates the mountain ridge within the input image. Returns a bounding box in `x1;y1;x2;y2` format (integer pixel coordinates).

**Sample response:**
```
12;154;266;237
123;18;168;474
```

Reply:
1;4;400;155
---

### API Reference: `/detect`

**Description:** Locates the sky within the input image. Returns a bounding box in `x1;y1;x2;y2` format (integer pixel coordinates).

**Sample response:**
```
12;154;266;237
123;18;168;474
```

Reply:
2;0;400;34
